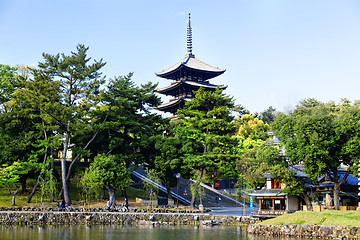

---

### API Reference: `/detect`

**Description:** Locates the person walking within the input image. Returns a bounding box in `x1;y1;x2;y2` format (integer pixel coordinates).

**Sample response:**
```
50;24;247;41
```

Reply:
125;198;129;211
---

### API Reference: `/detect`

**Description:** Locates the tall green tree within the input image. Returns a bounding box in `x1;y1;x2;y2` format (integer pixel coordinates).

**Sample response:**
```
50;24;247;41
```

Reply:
235;139;269;189
234;113;272;190
175;87;236;208
235;114;271;141
0;64;22;111
150;120;184;199
0;68;48;194
273;98;360;210
14;70;63;202
33;44;106;205
88;74;162;167
259;106;276;124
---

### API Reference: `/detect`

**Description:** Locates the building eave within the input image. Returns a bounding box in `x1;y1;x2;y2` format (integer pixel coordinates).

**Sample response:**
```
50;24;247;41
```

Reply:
156;80;227;95
154;97;191;113
156;55;226;81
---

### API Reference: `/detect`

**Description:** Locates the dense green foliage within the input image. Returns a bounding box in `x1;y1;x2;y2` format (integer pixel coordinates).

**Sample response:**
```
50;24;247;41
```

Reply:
150;120;183;198
173;87;238;207
0;46;161;206
2;45;359;213
273;98;360;210
81;154;130;206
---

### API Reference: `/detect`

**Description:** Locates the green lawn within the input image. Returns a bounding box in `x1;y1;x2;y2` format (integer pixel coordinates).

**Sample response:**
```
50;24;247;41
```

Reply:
260;210;360;227
0;183;149;208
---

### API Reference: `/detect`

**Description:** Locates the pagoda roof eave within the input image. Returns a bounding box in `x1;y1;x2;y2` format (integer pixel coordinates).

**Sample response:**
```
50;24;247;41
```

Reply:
156;80;227;94
155;54;225;80
154;97;190;112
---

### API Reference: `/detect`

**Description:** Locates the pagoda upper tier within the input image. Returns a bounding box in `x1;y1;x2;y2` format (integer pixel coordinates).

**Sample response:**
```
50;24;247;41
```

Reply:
155;53;226;82
156;79;226;98
155;13;226;115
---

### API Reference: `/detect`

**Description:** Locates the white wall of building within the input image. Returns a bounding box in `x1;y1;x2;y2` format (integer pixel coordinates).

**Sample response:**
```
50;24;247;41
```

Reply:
266;179;272;189
287;196;299;211
58;149;72;160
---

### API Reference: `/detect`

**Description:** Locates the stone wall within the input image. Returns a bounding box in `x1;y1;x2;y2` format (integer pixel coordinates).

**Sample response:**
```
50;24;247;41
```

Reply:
0;210;259;226
248;224;360;239
135;198;176;206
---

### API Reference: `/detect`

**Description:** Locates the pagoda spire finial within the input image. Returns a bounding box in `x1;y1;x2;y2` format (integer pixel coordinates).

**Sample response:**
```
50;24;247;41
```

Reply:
187;13;194;57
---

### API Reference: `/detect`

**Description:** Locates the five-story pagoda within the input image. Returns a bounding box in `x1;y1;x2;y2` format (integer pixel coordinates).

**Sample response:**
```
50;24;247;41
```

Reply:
155;14;227;115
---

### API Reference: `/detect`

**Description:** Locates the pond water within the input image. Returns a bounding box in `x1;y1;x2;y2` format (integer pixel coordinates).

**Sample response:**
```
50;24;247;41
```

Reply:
0;225;296;240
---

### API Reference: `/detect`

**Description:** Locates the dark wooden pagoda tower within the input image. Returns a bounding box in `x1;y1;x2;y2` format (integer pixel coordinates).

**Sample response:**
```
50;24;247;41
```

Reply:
155;14;227;115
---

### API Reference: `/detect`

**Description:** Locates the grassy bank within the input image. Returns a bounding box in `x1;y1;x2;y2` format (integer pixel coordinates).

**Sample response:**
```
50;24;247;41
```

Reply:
0;185;149;208
260;210;360;227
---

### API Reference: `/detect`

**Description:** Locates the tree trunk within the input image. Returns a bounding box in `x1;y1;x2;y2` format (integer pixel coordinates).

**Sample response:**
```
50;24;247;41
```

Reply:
190;124;209;209
204;125;209;153
329;169;350;211
28;150;48;203
333;182;340;210
49;159;54;202
300;192;313;211
20;177;27;194
105;185;116;207
9;187;19;206
27;172;41;203
190;170;203;209
65;104;112;182
61;130;72;206
28;113;49;203
166;182;172;199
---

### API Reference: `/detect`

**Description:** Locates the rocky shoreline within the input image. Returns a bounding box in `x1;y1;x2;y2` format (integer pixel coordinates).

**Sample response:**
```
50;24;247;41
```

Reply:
4;207;358;239
0;207;259;226
248;224;360;239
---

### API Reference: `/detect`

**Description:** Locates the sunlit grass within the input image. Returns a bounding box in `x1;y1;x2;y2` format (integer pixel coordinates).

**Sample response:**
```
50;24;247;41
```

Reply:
0;182;150;209
260;210;360;227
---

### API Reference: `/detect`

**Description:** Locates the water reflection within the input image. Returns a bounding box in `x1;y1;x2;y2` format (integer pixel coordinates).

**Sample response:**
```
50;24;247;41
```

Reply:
0;225;295;240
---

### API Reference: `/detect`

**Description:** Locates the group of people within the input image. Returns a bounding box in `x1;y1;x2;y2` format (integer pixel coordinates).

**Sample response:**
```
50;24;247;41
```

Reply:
55;198;129;211
56;199;66;209
107;198;129;211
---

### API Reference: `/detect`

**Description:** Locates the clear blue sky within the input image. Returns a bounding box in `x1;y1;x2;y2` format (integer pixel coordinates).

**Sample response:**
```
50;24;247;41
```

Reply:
1;0;360;114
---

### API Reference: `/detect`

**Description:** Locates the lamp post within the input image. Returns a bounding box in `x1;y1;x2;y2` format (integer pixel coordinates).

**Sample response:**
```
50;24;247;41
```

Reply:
176;173;181;208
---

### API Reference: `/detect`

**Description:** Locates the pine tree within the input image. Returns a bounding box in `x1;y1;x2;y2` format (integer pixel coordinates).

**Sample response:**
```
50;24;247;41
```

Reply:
175;87;237;208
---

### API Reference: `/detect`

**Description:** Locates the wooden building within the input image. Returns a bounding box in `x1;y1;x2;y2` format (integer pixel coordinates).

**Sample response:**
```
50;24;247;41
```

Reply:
249;175;301;218
249;165;360;218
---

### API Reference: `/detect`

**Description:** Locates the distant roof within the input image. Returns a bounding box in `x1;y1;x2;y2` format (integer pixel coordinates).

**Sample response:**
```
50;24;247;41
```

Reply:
264;165;307;179
289;165;308;178
156;80;227;95
156;54;226;81
315;170;360;186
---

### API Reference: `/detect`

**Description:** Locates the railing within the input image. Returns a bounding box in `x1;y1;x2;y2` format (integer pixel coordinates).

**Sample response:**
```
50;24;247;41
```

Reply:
258;209;286;215
306;205;359;212
131;170;192;206
190;180;246;207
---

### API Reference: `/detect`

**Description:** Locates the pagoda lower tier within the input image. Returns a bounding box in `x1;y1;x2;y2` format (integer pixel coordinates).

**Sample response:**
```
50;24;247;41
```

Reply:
154;97;190;115
155;80;227;114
